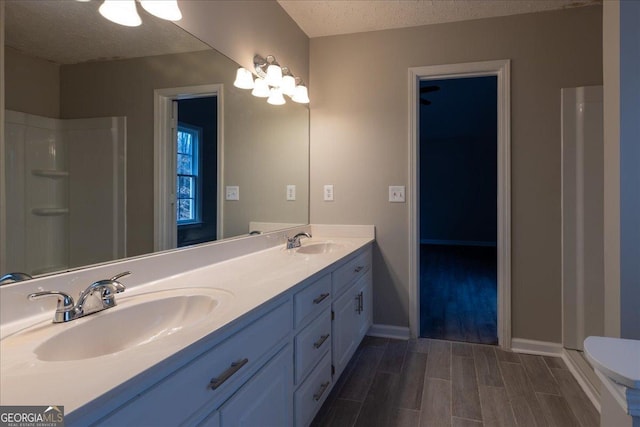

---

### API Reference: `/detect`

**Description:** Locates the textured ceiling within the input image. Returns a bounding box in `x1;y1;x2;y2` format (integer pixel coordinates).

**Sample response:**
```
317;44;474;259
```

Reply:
4;0;209;64
276;0;601;38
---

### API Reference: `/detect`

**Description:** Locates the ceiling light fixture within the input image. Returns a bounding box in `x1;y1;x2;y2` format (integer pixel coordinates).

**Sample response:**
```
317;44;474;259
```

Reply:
97;0;182;27
233;54;310;105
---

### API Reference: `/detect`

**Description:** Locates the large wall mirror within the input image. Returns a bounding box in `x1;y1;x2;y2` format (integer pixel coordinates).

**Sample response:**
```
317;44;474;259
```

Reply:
1;1;309;279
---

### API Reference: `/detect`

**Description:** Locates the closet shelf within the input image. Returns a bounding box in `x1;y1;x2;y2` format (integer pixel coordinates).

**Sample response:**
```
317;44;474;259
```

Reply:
31;208;69;216
31;169;69;178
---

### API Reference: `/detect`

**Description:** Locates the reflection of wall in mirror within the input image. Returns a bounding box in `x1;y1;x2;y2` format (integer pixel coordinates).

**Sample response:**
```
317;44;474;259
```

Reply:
5;46;309;261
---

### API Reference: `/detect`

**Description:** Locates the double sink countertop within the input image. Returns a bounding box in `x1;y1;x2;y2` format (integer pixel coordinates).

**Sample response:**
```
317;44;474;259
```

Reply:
0;225;374;417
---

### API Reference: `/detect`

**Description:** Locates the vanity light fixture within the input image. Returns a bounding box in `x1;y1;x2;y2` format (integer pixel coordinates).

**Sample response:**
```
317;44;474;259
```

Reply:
97;0;181;27
233;54;310;105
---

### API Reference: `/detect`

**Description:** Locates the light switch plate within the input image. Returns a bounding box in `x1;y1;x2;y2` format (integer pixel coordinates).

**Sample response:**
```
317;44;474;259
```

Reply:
286;185;296;201
226;186;239;201
389;185;405;203
324;185;334;201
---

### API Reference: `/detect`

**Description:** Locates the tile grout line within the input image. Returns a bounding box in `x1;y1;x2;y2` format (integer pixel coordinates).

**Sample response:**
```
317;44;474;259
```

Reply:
495;347;521;427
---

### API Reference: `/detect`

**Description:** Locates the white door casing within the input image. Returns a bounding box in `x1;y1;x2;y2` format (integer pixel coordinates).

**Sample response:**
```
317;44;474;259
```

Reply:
154;84;223;251
408;60;511;348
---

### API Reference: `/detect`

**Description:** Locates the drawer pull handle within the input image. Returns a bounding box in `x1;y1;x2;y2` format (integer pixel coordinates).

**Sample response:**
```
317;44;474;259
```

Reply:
313;334;330;349
356;291;364;314
313;381;331;401
208;358;248;390
313;293;330;304
354;266;364;273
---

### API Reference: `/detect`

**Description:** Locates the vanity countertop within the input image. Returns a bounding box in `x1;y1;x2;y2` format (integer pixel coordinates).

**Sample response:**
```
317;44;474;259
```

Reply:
0;227;374;417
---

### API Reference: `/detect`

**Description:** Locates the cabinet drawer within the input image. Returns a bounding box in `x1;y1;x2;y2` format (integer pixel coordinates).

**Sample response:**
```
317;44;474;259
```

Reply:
100;301;292;427
294;274;331;328
332;248;371;297
294;308;331;384
294;351;332;427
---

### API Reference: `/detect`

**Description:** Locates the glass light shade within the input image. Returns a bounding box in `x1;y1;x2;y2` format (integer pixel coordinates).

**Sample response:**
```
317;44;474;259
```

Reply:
265;64;283;87
267;88;286;106
139;0;182;21
292;85;310;104
251;78;270;98
233;68;255;90
281;75;296;96
99;0;141;27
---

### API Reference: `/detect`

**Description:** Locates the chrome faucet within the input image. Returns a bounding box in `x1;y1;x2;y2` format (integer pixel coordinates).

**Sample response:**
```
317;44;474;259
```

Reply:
0;272;33;285
28;271;131;323
286;232;312;249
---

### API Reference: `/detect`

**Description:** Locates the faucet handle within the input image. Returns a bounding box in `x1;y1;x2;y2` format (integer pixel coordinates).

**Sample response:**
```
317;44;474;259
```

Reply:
109;271;131;287
28;291;76;323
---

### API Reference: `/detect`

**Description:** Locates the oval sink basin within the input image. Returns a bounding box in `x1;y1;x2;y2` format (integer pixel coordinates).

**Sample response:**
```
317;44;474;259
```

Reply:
296;242;344;254
33;288;232;362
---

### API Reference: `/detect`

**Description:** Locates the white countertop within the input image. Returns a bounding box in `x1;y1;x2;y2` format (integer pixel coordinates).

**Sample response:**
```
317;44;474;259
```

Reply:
0;227;373;418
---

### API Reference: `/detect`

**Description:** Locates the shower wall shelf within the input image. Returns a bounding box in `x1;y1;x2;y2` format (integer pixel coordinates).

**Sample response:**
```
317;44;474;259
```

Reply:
31;208;70;216
31;169;69;178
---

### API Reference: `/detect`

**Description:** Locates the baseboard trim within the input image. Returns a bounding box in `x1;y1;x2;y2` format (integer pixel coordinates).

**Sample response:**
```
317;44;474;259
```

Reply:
367;324;410;340
511;338;563;356
562;348;602;413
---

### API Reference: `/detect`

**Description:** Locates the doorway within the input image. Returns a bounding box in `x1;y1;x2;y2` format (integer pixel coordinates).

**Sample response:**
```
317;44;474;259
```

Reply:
408;60;511;348
154;84;223;252
419;76;497;344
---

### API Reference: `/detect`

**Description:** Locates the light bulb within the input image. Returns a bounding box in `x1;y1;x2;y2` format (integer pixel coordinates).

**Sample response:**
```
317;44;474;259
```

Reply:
139;0;182;21
265;64;283;87
233;68;255;90
99;0;141;27
267;87;286;106
281;75;296;96
251;78;270;98
292;85;310;104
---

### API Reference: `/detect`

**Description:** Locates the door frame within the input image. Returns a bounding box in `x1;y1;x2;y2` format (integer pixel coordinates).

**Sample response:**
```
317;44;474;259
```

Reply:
408;60;511;348
154;84;223;251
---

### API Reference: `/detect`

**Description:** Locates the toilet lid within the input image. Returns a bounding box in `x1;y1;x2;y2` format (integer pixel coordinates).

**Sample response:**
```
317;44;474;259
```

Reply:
584;336;640;389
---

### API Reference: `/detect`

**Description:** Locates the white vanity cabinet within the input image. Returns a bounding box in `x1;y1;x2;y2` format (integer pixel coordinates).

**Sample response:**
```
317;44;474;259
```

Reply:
79;243;373;427
292;274;333;426
96;299;293;427
331;248;373;379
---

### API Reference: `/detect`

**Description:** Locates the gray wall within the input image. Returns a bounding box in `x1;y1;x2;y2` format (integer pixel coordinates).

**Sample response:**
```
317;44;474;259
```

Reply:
309;6;603;342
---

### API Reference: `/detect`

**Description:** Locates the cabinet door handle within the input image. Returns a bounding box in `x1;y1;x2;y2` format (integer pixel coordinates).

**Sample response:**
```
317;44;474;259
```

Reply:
313;381;331;401
354;266;364;273
208;358;248;390
313;333;330;349
355;291;364;314
313;293;330;304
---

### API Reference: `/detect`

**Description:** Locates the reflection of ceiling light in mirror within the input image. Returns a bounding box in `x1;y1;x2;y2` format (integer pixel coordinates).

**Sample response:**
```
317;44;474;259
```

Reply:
292;85;310;104
252;78;270;98
267;88;286;106
233;68;255;89
139;0;182;21
99;0;142;27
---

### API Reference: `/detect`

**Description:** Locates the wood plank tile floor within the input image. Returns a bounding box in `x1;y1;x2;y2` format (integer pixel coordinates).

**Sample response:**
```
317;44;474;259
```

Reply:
311;337;599;427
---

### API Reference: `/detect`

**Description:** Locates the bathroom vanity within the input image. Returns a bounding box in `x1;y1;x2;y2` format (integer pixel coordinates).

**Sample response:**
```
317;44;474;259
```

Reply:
0;225;374;426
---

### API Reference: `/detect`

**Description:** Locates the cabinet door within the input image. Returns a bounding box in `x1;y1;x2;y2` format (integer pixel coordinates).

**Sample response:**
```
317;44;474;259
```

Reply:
355;270;373;341
220;345;293;427
332;285;359;379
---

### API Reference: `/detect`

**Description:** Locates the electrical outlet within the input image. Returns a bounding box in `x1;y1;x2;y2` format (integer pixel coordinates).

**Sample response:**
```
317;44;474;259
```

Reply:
286;185;296;201
389;185;405;202
225;186;239;201
324;185;334;201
